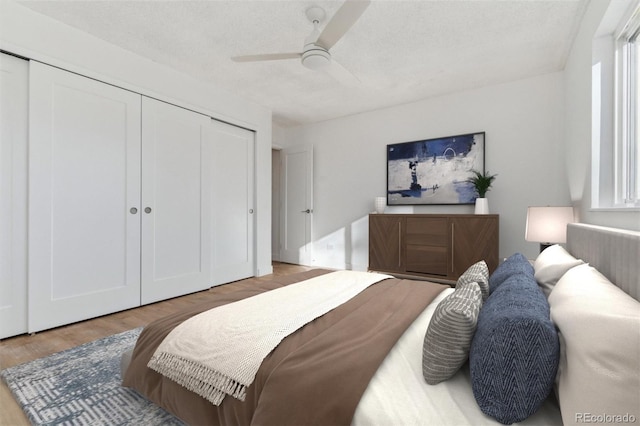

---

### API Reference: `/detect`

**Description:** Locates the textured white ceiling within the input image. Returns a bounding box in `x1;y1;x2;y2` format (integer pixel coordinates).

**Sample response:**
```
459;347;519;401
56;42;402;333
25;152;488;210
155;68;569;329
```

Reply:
19;0;588;128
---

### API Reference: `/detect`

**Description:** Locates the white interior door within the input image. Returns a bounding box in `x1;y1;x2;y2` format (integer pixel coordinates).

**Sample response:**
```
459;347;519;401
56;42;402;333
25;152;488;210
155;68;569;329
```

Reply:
209;119;255;285
280;144;313;265
28;62;141;333
141;97;212;304
0;54;28;338
272;149;281;261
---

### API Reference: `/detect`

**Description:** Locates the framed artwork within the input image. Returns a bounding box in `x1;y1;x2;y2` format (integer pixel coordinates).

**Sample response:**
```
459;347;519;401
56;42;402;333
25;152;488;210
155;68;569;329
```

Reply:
387;132;485;205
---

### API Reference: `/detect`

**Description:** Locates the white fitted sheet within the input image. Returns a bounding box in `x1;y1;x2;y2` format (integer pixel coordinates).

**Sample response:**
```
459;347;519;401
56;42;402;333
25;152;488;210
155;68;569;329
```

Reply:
353;288;563;426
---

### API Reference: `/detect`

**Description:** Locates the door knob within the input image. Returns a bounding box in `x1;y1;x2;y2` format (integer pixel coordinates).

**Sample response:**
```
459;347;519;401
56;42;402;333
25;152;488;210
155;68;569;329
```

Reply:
249;209;254;214
129;207;138;214
144;207;152;214
301;209;311;213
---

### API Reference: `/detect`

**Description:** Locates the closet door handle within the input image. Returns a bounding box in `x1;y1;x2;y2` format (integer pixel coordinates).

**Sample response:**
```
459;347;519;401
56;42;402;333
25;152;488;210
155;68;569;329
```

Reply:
451;222;455;272
398;222;402;267
144;207;152;214
129;207;138;214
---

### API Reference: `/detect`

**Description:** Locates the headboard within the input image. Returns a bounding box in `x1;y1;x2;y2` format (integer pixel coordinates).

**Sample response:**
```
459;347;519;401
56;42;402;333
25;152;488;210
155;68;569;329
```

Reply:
566;223;640;301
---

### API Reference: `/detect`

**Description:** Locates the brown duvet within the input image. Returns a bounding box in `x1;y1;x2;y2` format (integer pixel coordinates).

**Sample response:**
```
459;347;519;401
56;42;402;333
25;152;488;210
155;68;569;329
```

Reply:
122;269;447;425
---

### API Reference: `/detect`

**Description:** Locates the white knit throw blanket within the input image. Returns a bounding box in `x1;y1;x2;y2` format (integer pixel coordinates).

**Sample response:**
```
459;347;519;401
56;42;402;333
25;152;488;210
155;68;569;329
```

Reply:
147;270;392;406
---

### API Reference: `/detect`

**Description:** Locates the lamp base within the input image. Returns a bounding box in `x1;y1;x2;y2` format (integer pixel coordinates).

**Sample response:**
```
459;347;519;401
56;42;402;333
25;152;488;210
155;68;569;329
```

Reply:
539;243;553;253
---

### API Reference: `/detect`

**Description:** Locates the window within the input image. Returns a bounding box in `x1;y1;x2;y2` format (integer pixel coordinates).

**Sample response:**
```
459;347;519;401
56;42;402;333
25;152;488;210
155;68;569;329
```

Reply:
615;6;640;206
593;1;640;210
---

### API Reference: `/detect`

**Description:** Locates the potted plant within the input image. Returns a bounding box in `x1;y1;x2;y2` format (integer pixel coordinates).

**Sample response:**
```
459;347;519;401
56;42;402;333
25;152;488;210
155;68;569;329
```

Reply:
467;169;497;214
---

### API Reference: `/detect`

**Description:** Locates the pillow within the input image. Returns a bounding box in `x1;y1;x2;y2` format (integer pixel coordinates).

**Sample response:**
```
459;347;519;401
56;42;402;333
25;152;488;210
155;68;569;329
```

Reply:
549;264;640;426
422;281;483;385
488;252;534;294
457;260;489;301
470;272;559;424
533;244;584;297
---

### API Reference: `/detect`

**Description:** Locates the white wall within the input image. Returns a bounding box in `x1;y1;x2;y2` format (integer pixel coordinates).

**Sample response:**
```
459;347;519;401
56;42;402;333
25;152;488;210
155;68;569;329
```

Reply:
564;0;640;230
0;1;273;276
280;72;570;269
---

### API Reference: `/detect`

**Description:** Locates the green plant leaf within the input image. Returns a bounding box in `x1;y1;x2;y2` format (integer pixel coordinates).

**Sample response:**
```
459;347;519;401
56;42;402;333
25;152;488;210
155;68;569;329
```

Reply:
467;170;497;198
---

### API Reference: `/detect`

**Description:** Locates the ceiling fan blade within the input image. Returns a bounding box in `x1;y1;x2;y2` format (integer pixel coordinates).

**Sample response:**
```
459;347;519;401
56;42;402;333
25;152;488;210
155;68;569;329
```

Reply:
232;53;302;63
316;0;371;50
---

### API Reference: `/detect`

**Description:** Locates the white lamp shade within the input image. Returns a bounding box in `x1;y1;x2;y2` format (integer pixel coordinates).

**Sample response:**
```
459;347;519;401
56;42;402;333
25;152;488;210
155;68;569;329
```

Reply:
525;206;575;243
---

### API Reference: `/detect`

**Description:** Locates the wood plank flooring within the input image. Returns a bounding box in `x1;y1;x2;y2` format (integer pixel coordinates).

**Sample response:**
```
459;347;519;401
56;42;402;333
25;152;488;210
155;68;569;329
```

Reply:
0;262;312;426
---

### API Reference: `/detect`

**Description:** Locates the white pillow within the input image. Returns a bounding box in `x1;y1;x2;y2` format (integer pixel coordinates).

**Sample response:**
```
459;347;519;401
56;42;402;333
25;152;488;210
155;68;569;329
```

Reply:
534;244;584;297
549;264;640;426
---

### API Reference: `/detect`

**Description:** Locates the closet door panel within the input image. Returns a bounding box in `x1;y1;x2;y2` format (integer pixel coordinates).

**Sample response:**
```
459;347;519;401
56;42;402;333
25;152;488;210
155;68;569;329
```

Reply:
0;54;28;338
28;62;141;332
141;97;212;304
209;120;255;285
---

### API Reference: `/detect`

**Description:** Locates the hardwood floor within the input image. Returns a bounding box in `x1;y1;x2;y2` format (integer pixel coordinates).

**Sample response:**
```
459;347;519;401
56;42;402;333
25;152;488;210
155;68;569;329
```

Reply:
0;262;313;426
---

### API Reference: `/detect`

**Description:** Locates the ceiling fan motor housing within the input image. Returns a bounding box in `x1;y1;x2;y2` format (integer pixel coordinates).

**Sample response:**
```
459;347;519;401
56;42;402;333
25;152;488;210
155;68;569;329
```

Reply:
302;6;330;70
302;44;330;70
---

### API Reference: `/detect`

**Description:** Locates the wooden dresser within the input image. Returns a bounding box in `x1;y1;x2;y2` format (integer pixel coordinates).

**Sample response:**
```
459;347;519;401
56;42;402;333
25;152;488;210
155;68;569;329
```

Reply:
369;214;499;282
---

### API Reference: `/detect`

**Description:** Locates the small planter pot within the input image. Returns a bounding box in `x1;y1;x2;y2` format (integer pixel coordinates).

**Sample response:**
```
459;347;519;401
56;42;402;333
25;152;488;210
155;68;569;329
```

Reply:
475;198;489;214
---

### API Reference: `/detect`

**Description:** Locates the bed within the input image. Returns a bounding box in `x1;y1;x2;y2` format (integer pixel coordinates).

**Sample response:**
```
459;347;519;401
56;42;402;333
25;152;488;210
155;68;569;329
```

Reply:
122;222;640;425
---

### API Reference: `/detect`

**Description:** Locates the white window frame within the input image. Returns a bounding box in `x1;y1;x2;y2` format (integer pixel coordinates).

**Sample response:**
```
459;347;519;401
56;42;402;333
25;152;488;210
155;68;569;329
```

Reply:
615;5;640;207
592;1;640;211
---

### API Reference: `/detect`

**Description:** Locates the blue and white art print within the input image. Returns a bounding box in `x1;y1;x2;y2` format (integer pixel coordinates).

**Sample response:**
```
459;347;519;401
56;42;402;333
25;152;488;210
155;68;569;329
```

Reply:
387;132;485;205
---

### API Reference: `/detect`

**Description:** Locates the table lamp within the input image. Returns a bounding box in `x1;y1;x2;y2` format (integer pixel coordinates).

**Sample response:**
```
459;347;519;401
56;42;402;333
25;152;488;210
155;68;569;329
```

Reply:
525;206;575;252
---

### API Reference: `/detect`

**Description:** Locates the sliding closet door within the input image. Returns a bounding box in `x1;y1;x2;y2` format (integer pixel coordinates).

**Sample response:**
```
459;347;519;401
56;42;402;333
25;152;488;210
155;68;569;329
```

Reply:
0;54;28;338
29;62;141;333
209;120;255;285
141;97;212;304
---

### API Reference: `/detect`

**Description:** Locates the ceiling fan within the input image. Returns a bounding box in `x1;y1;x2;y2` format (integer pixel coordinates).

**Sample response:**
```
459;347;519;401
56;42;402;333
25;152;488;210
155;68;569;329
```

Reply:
231;0;370;73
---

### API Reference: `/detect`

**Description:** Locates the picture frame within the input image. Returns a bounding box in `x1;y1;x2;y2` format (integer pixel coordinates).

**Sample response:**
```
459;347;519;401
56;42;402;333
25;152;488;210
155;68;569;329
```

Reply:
387;132;485;205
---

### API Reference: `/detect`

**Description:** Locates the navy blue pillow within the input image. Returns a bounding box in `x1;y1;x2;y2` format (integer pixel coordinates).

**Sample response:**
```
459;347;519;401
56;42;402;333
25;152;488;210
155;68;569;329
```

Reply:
488;253;533;294
469;273;559;425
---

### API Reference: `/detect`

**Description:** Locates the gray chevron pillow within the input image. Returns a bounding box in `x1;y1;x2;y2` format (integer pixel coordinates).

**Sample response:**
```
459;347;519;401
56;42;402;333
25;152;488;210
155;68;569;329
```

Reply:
457;260;489;301
422;281;483;385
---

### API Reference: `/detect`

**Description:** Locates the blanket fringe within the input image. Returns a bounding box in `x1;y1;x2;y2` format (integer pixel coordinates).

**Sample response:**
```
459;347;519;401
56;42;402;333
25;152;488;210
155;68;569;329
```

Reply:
148;352;247;406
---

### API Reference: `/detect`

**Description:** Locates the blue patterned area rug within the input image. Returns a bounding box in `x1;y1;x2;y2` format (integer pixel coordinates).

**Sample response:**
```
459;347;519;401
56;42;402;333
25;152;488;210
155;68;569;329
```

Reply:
1;328;184;425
